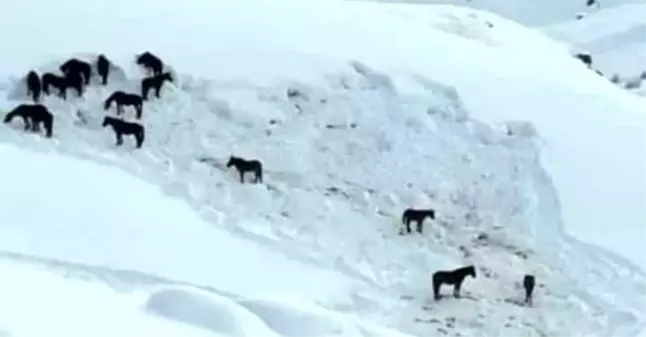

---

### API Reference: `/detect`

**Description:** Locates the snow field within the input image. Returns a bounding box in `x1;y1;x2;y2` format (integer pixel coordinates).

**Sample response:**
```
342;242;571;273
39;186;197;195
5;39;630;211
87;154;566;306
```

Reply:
0;0;645;336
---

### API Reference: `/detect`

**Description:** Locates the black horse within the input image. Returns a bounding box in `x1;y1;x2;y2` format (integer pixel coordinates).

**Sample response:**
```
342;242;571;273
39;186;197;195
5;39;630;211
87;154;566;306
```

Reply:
60;58;92;85
574;53;593;68
26;70;41;102
3;104;53;138
136;51;164;76
42;72;83;99
141;72;173;100
104;91;144;119
97;54;111;85
432;265;477;300
226;156;263;183
523;274;536;306
401;208;436;234
101;116;145;148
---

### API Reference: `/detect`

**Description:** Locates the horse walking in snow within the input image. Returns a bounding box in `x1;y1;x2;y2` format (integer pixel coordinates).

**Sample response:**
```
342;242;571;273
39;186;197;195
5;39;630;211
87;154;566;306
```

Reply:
401;208;436;234
432;265;477;300
226;156;263;183
523;274;535;307
104;91;144;119
3;103;53;138
101;116;145;148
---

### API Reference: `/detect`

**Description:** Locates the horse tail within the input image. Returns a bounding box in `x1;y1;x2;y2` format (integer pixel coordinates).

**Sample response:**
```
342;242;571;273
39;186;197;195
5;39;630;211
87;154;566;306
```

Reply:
104;92;116;110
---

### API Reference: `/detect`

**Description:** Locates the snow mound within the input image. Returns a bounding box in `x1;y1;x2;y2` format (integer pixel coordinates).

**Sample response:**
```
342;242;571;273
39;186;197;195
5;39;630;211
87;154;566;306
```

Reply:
236;297;417;337
145;288;281;337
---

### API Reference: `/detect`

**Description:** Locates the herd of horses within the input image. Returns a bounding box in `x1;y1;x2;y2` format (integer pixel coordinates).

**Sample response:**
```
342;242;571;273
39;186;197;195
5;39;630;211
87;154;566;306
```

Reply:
2;51;538;309
2;51;263;177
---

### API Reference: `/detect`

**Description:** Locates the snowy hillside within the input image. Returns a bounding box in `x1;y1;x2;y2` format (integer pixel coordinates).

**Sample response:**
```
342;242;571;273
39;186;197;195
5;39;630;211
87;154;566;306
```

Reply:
542;1;646;92
1;0;645;336
355;0;644;25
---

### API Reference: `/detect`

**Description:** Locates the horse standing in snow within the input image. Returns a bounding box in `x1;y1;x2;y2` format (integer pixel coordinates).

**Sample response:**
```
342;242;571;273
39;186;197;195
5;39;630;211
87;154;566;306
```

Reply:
60;58;92;85
136;51;164;76
3;103;53;138
401;208;436;234
101;116;145;148
104;91;144;119
97;54;111;85
432;265;477;300
226;156;263;183
141;72;173;100
42;72;83;99
25;70;41;102
523;274;535;307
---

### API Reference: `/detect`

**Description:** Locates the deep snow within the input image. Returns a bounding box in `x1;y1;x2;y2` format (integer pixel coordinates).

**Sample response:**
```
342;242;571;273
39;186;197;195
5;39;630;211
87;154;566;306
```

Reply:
542;1;646;79
0;0;645;336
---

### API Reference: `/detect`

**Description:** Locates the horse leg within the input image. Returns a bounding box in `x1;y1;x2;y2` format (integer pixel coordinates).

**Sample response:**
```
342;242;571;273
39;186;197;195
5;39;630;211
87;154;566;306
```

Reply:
239;170;245;183
433;279;441;300
32;120;41;133
21;116;30;130
115;132;123;146
453;281;462;298
155;85;161;98
405;219;412;234
416;219;424;234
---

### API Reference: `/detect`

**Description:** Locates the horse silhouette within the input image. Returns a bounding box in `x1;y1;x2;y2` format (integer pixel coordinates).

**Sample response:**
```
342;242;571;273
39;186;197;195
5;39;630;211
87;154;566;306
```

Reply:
523;274;535;306
101;116;145;148
432;265;476;300
141;72;173;100
136;51;164;76
104;91;144;119
25;70;41;102
60;58;92;85
42;72;83;99
226;156;263;183
3;103;53;138
401;208;436;234
97;54;111;85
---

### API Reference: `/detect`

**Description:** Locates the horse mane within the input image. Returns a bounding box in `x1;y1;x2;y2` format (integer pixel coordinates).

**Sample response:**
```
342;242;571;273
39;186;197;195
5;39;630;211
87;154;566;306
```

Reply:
456;265;475;275
104;92;119;110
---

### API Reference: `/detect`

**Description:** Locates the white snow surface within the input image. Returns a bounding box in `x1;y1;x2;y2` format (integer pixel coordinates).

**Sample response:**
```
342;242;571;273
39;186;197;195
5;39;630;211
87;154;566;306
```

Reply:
1;0;645;336
542;1;646;79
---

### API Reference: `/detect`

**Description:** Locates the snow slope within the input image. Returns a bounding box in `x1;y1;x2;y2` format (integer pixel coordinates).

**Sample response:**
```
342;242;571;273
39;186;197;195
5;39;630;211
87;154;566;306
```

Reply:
1;0;645;336
355;0;644;25
0;144;411;337
542;1;646;79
